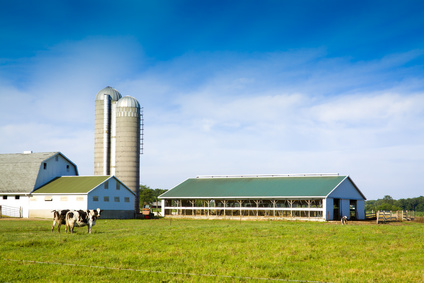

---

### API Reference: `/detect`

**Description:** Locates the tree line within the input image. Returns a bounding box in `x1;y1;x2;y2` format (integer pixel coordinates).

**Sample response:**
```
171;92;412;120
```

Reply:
139;185;167;209
365;195;424;212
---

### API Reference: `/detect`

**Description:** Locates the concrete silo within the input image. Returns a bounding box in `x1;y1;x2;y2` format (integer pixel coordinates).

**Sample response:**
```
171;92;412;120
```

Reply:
115;96;141;213
94;87;141;214
94;86;122;176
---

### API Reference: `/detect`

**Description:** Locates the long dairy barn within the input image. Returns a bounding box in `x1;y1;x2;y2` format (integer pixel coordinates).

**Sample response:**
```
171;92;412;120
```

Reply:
159;174;366;221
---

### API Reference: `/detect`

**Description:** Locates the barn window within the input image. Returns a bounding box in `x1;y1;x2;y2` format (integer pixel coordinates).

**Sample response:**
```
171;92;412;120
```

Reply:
43;163;47;170
124;197;130;202
114;197;120;202
15;195;20;200
104;196;109;202
60;196;68;201
66;165;70;172
76;197;84;201
104;182;109;189
44;196;52;201
2;195;7;200
93;196;99;202
55;156;59;162
116;183;120;190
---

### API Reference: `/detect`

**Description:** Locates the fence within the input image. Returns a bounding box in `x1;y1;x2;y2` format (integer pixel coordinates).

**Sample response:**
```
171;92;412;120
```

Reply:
0;205;23;218
376;210;415;224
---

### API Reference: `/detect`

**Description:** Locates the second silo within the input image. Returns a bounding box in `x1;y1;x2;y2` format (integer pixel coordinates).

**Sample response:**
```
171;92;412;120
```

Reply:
115;96;141;213
94;86;122;176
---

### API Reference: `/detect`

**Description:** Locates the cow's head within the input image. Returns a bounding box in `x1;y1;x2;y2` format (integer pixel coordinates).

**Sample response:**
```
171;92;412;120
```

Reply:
89;208;101;221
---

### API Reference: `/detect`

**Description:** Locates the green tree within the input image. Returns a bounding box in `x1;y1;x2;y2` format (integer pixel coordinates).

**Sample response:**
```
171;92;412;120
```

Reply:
139;185;167;210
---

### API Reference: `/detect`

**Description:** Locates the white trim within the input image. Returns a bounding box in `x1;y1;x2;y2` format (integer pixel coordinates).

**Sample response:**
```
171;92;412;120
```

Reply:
196;173;339;179
160;196;327;199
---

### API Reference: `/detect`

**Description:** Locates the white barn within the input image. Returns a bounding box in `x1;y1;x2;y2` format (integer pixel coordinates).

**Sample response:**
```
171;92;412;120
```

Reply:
30;175;136;219
0;152;78;217
0;152;136;219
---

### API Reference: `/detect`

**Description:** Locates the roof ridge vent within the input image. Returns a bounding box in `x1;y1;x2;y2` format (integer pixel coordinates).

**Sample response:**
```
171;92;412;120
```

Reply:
196;173;340;179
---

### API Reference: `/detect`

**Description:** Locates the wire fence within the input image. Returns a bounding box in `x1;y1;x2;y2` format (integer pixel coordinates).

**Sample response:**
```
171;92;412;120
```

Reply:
3;258;328;283
0;205;22;218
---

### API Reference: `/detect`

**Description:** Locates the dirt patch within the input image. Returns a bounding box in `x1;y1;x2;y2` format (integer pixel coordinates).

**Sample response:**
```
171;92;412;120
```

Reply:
0;217;48;221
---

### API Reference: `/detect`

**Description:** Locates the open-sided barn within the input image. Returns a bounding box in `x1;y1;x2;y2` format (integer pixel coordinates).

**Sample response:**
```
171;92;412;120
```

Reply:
159;174;366;221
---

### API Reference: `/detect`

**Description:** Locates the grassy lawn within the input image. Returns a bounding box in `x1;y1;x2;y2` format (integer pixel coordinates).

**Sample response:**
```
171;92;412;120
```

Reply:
0;218;423;282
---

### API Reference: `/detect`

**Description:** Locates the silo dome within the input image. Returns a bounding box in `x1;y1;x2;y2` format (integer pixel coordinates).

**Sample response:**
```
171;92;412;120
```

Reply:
95;86;122;101
116;96;140;108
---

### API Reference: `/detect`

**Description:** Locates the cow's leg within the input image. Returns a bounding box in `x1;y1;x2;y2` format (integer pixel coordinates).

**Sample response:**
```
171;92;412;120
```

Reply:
57;222;61;233
51;220;56;232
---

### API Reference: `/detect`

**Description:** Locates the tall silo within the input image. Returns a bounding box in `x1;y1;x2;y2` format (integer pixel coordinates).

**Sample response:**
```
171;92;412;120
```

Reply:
94;86;122;176
115;96;141;213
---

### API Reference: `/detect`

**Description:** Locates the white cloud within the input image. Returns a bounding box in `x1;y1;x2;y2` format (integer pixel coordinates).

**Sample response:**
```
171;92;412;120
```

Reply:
1;42;424;199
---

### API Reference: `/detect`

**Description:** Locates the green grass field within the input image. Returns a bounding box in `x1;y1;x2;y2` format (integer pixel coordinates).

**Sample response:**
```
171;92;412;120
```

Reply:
1;218;423;282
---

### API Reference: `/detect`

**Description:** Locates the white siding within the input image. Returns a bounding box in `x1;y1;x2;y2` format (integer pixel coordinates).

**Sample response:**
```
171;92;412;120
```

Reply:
0;195;29;217
29;194;87;218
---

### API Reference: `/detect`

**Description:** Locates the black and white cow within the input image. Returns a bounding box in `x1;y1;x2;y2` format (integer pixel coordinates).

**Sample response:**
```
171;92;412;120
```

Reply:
65;208;101;234
51;209;70;233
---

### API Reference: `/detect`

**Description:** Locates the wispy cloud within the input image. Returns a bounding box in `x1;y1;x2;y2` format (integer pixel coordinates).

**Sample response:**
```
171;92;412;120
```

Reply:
1;39;423;199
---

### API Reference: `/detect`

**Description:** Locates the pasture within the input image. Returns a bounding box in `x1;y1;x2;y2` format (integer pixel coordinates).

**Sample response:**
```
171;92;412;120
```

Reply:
0;218;423;282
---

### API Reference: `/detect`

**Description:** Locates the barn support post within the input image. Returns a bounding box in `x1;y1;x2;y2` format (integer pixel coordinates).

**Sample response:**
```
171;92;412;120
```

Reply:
289;200;293;218
238;200;243;218
272;200;276;217
223;200;227;217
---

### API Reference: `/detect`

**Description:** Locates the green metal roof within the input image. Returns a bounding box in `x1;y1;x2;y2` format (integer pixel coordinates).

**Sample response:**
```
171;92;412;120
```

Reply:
33;176;110;194
160;176;347;199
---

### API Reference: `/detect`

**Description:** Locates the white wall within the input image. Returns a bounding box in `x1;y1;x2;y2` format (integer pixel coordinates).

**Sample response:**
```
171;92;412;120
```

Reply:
29;194;88;218
0;195;29;217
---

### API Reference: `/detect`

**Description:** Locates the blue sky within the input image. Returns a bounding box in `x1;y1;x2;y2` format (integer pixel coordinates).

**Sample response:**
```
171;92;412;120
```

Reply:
1;1;424;199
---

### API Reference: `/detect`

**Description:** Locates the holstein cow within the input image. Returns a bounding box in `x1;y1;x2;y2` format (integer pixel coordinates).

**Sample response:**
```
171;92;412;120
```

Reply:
51;209;70;233
66;208;101;234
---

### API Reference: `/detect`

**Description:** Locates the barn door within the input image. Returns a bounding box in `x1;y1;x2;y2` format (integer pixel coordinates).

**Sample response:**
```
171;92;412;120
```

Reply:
333;199;341;220
350;200;357;220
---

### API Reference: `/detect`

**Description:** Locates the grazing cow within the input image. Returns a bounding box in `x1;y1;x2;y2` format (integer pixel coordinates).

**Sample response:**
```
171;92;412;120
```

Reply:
51;210;70;233
66;208;101;234
341;215;348;225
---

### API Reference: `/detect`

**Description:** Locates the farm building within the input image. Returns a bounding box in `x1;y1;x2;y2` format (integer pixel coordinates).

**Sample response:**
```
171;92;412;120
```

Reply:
159;174;366;221
30;175;136;219
0;152;78;217
0;151;136;219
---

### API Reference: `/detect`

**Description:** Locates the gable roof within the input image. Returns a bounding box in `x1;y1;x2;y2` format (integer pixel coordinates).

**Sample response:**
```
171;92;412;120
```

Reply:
33;176;136;195
0;152;74;194
160;175;353;199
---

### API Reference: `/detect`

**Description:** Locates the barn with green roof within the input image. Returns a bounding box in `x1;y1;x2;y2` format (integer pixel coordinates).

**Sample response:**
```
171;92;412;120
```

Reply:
0;151;136;219
159;174;366;221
